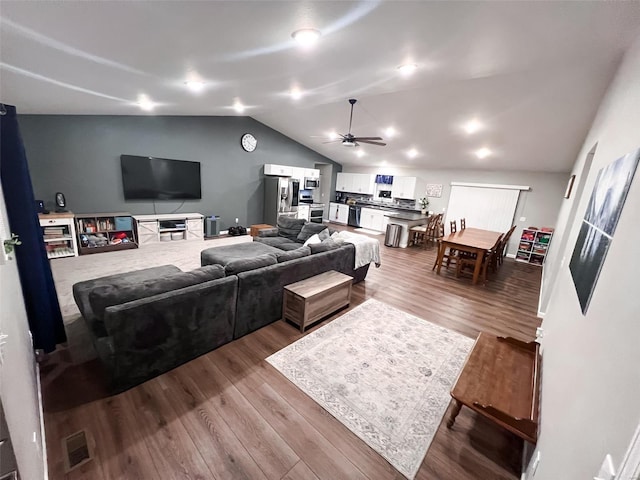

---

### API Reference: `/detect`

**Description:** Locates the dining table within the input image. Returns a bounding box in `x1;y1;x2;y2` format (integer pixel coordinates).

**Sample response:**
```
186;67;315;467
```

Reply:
435;227;503;284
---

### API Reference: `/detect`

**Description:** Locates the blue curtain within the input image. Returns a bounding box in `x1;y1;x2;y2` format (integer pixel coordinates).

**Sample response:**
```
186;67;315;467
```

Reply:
0;104;66;352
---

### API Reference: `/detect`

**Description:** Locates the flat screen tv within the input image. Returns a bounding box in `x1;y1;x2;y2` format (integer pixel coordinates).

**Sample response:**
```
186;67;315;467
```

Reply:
121;155;201;200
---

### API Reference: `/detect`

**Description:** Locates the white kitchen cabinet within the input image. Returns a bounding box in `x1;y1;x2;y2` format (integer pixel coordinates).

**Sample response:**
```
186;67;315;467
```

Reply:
264;164;293;176
297;204;310;221
352;174;375;195
291;167;306;182
304;168;320;179
336;172;353;192
391;176;417;199
329;202;349;224
360;207;386;231
336;173;374;194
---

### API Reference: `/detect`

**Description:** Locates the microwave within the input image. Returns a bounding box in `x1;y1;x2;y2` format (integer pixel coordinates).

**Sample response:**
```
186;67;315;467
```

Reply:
304;178;320;189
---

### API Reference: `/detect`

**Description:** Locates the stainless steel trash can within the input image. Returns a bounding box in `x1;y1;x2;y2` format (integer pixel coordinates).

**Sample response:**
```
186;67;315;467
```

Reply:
384;223;402;247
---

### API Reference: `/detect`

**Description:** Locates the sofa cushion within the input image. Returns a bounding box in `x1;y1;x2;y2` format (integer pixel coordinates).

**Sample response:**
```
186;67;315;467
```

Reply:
73;264;182;337
296;222;330;243
310;239;342;254
89;265;224;322
275;246;311;263
201;241;281;266
277;242;307;251
276;216;306;241
254;236;295;248
224;253;277;275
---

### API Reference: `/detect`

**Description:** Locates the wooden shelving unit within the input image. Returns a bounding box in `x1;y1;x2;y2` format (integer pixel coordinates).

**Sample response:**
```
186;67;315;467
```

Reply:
39;212;79;259
516;228;554;266
75;213;138;255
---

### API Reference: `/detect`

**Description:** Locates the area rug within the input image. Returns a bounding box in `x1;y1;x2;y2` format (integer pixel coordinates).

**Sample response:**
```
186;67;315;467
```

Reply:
266;299;474;479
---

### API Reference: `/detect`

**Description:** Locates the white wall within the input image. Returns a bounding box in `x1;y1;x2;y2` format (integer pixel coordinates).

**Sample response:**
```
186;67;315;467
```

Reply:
530;32;640;479
343;166;567;255
0;183;47;480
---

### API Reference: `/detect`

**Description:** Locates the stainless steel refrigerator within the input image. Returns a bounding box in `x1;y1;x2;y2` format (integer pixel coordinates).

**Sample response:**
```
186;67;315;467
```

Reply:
264;176;299;225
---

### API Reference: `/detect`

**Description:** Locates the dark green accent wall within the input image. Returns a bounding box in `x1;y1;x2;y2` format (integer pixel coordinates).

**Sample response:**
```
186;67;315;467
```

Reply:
18;115;341;229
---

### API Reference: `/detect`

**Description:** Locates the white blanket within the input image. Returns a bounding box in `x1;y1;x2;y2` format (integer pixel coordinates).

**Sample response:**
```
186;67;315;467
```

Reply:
333;231;381;269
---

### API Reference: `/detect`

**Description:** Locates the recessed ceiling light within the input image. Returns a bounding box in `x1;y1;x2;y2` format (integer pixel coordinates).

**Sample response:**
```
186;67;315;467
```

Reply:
185;80;205;93
291;28;321;48
137;94;155;111
384;127;396;138
290;87;303;100
233;100;245;114
356;149;365;158
407;148;418;158
463;119;482;134
475;147;491;159
397;63;418;77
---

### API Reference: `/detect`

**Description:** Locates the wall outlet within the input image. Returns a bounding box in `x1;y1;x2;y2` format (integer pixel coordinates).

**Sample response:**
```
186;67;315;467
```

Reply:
235;218;239;224
519;216;526;222
536;327;544;339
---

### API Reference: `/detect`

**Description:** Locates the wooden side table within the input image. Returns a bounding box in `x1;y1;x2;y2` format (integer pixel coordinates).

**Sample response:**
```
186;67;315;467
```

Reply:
283;270;352;332
250;223;274;237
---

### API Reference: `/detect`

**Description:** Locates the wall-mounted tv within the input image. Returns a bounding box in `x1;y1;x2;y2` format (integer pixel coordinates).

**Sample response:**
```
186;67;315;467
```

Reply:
121;155;202;200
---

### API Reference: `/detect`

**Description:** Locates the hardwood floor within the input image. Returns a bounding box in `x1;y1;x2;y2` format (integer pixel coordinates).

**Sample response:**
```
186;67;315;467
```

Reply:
42;234;542;480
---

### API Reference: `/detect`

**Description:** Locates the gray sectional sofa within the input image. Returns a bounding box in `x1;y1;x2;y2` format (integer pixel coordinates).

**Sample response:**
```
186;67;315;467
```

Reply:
73;217;370;393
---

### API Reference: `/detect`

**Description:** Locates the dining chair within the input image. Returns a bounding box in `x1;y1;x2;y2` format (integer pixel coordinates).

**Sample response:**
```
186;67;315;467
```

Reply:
450;220;457;234
425;214;443;243
409;224;428;247
456;234;504;284
460;218;466;229
498;225;517;265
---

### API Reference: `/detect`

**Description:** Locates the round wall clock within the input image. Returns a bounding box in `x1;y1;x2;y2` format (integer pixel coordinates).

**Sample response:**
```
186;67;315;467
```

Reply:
241;133;257;152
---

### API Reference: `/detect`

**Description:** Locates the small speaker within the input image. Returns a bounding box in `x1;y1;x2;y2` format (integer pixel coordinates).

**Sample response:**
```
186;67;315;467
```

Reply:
35;200;48;214
55;192;67;212
205;216;220;237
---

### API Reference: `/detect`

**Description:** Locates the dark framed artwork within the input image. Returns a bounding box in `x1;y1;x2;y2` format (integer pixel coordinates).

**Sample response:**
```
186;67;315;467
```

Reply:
564;175;576;199
570;148;640;314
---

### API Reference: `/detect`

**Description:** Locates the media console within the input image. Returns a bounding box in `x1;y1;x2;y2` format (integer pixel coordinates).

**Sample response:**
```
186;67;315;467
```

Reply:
133;213;204;246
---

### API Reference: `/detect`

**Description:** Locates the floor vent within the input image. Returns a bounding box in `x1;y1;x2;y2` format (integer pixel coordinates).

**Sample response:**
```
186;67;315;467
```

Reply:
62;430;92;471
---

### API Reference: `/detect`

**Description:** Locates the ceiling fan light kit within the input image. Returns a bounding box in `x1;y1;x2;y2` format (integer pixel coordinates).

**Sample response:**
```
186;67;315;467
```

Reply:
323;98;388;149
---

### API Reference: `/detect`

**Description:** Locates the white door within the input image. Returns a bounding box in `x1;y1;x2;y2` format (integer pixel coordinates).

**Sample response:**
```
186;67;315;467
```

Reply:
0;184;47;480
137;220;159;245
186;218;203;240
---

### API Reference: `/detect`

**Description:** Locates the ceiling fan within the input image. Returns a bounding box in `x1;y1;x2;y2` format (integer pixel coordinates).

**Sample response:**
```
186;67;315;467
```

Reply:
322;99;386;147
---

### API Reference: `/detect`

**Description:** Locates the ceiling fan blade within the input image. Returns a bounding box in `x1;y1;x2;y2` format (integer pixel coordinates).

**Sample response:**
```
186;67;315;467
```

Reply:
322;139;344;144
352;136;383;141
357;140;387;146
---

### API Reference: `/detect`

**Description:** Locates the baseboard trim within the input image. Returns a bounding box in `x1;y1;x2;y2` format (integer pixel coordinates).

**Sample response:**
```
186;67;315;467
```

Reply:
537;268;546;319
36;363;49;480
506;253;516;259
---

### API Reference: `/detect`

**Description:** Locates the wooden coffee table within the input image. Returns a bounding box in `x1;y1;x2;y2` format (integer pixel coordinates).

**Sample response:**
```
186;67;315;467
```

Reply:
283;270;353;332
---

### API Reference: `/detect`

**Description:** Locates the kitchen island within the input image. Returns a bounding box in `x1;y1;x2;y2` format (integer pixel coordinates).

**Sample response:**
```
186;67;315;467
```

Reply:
384;211;430;248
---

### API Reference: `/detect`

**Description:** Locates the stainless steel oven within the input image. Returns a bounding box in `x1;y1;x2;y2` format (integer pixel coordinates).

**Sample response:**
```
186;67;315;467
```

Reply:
309;204;325;223
304;178;320;189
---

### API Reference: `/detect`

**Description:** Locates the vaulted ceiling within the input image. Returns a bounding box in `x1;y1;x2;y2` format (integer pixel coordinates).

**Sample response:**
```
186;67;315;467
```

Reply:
2;1;640;172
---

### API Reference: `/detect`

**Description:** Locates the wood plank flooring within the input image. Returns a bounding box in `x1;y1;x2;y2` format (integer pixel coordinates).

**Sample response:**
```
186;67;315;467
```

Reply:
41;233;542;480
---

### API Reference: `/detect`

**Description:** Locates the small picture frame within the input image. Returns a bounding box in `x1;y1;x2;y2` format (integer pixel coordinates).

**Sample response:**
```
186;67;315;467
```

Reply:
564;174;576;199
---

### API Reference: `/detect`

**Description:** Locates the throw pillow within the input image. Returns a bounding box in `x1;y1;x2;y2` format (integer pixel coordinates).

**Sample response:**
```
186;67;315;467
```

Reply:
275;246;311;263
303;233;322;247
296;222;330;243
309;238;342;254
330;231;346;244
224;253;277;275
317;228;331;241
